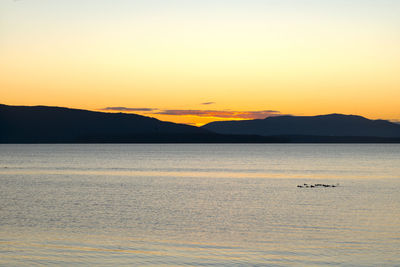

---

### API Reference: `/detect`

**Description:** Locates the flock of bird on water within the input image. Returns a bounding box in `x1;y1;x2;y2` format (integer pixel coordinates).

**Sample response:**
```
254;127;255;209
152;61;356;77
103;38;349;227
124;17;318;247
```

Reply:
297;183;339;188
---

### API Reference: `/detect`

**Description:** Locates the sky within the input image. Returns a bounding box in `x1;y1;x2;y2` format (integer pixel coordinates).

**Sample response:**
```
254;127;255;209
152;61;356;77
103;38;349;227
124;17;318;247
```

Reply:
1;0;399;126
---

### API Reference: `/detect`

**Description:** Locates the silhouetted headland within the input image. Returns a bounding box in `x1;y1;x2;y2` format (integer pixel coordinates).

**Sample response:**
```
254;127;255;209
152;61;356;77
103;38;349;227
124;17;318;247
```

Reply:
0;104;281;143
1;104;400;143
202;114;400;138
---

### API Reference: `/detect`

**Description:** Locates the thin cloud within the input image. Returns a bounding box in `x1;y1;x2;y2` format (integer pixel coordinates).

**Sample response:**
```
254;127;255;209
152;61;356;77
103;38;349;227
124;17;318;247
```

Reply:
101;107;157;112
183;122;197;126
154;109;281;119
201;102;215;105
100;106;283;120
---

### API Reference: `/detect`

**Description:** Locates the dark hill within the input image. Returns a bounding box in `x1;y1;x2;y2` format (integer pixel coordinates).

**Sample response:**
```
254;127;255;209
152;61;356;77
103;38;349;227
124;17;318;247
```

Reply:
0;104;211;143
2;105;400;143
202;114;400;138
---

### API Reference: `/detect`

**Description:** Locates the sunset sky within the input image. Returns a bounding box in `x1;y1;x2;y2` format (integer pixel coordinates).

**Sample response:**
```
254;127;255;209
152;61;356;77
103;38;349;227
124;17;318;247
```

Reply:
1;0;399;126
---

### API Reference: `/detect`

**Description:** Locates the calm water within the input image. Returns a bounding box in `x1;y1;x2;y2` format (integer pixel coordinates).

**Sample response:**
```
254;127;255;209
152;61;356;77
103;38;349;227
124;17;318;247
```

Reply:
0;144;399;266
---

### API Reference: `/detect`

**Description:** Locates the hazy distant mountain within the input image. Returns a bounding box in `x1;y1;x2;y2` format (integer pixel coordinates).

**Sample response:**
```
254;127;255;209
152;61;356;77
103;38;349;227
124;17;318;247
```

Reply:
0;104;211;143
202;114;400;138
1;105;399;143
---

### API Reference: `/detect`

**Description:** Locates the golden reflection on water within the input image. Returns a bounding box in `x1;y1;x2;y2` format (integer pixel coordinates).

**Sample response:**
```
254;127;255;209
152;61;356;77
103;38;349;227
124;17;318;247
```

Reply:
1;144;399;266
0;236;260;264
0;168;395;180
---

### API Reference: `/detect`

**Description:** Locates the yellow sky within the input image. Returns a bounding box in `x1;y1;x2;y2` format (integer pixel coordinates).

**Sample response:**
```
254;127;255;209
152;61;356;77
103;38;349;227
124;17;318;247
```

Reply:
1;1;399;126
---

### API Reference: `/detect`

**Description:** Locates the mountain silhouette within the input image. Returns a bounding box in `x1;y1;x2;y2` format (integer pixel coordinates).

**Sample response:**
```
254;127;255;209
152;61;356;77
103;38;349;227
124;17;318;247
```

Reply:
202;114;400;138
1;105;400;143
0;104;210;143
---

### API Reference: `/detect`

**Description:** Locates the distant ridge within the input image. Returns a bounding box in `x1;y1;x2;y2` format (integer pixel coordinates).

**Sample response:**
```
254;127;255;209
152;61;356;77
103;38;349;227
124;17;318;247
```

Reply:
0;104;209;143
202;114;400;138
1;104;400;143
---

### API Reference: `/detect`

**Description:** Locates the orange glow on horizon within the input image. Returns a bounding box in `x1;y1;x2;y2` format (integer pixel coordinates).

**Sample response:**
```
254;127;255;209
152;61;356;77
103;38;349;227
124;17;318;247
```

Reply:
1;1;399;125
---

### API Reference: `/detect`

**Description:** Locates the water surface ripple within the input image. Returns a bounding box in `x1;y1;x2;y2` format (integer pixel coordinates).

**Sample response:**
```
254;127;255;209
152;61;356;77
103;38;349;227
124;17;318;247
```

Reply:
0;144;399;266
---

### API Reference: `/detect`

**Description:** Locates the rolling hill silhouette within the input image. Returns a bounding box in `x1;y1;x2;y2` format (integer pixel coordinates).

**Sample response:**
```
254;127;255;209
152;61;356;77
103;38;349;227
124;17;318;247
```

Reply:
0;104;210;143
1;104;400;143
202;114;400;138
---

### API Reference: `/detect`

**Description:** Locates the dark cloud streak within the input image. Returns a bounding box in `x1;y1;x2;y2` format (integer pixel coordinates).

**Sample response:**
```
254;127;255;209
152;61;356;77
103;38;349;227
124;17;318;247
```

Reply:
101;106;282;120
154;109;281;119
102;107;157;112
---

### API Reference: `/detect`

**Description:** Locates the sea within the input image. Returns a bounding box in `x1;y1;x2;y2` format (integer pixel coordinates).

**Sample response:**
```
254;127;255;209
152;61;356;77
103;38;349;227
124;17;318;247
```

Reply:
0;144;399;266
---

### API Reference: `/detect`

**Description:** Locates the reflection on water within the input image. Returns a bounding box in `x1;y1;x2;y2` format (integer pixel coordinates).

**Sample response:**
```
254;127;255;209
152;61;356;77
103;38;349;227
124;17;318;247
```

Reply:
0;144;399;266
